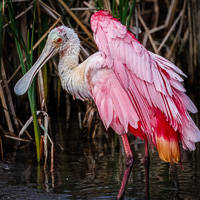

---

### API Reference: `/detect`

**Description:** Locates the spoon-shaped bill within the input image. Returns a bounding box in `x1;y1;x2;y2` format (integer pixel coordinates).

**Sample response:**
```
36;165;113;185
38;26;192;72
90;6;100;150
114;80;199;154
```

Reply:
14;44;56;96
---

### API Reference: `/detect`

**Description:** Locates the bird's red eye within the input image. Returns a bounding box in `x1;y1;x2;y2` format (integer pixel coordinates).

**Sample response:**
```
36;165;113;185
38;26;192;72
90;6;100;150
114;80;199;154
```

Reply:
56;38;62;43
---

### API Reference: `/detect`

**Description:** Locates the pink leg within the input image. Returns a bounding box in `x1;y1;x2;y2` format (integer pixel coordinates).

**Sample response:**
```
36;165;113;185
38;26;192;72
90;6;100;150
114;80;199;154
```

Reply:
144;140;149;166
117;134;133;200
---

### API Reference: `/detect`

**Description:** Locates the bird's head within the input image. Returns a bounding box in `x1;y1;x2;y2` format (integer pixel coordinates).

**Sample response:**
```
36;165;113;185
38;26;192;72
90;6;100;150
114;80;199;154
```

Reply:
14;25;78;96
45;25;79;54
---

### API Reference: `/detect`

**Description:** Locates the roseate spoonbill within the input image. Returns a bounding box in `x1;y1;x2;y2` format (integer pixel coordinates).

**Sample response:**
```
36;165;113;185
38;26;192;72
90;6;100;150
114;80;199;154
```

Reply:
14;11;200;199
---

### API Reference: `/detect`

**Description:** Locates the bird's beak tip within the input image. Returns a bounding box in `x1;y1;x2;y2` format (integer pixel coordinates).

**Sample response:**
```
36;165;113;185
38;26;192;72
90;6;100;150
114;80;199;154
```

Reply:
14;82;26;96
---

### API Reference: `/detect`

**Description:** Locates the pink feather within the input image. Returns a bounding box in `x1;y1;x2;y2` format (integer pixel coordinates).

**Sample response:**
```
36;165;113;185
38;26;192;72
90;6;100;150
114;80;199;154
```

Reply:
89;11;200;162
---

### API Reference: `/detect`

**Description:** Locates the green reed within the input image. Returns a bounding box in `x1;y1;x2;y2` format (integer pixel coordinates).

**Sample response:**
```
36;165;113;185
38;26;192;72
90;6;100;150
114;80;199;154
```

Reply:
112;0;136;29
95;0;136;29
7;0;41;162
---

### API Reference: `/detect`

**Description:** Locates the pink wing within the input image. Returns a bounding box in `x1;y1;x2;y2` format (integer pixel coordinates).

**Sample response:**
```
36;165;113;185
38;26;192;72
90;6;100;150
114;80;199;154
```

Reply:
85;52;139;134
88;11;200;162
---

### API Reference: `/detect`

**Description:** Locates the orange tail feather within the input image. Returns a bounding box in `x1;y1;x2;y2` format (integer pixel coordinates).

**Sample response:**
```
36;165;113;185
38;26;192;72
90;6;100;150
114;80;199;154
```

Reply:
153;109;180;163
156;135;180;163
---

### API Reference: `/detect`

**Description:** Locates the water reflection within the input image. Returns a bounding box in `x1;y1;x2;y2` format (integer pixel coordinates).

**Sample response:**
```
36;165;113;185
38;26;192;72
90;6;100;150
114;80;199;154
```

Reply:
0;105;200;199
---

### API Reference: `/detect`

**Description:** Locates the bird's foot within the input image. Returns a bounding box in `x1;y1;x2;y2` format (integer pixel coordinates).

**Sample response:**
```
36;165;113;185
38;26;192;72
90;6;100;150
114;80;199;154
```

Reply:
143;155;150;168
126;156;133;167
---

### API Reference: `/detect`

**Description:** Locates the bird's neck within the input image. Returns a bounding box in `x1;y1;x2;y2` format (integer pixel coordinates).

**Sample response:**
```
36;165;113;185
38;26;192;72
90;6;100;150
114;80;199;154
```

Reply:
57;39;90;99
58;34;80;77
59;38;80;69
58;43;80;87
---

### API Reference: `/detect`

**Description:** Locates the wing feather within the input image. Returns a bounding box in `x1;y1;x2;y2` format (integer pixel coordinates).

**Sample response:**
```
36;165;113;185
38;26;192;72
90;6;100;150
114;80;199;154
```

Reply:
89;11;200;151
85;53;139;134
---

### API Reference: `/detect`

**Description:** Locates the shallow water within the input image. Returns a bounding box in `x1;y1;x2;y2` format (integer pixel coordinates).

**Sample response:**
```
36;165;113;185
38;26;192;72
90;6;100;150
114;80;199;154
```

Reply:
1;97;200;199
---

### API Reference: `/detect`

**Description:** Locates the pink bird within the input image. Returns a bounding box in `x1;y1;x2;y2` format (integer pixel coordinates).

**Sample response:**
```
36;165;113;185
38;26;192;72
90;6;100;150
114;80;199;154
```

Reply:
14;11;200;199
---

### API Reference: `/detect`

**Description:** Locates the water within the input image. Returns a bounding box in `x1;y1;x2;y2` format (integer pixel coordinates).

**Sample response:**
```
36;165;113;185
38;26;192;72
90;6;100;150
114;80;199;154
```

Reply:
1;104;200;199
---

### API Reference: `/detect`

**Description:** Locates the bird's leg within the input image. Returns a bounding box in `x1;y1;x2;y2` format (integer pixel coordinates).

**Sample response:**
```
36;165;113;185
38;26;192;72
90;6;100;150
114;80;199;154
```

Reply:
144;140;149;168
117;134;133;200
144;141;150;200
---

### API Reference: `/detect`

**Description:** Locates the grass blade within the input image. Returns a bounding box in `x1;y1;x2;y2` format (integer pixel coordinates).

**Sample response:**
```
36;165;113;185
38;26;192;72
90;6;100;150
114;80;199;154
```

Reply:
122;0;129;25
7;0;41;162
126;0;136;29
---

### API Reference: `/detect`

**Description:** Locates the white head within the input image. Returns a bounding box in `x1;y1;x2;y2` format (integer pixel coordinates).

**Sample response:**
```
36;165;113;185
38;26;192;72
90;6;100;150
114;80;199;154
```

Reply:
46;26;80;55
14;25;80;96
